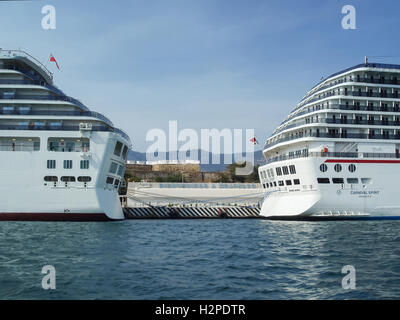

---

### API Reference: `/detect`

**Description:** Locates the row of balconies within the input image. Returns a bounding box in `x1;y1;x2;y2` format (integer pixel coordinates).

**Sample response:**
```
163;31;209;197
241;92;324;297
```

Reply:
266;130;400;149
281;102;400;130
300;70;400;104
0;105;113;127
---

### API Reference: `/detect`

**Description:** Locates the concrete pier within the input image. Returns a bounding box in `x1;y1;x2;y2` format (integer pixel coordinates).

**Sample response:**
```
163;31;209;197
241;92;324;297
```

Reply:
123;206;260;219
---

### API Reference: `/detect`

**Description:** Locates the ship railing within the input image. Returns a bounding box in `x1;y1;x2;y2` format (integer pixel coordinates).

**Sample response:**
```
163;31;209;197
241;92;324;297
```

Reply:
299;76;400;104
0;143;39;152
0;49;53;81
0;66;66;96
275;113;400;136
0;123;112;132
0;77;65;96
264;151;400;165
275;103;400;135
266;132;400;149
132;182;261;189
293;83;400;115
0;108;113;127
0;93;91;112
48;146;90;152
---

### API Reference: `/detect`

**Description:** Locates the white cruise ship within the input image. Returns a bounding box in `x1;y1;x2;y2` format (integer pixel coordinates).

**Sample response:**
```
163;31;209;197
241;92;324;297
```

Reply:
0;49;131;221
258;60;400;218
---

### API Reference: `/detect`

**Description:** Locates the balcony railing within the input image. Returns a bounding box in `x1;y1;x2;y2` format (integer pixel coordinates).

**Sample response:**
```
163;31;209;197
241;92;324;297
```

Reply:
0;123;110;132
266;132;400;149
0;143;39;152
0;108;113;127
0;49;53;80
0;93;91;112
0;123;131;144
299;62;400;103
277;103;400;134
264;151;400;165
292;83;400;118
0;78;65;96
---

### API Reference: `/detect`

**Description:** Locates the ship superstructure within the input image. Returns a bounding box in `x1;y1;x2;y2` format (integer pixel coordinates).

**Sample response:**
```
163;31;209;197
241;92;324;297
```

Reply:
259;60;400;217
0;49;131;221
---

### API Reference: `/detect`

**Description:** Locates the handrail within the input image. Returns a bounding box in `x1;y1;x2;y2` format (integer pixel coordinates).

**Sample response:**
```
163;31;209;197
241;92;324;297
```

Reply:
264;151;400;165
0;93;92;111
0;108;114;127
300;62;400;102
276;102;400;135
266;132;400;149
0;49;53;80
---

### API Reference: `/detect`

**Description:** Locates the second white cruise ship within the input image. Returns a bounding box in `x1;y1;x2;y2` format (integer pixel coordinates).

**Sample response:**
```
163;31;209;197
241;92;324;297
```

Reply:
0;49;131;221
258;60;400;218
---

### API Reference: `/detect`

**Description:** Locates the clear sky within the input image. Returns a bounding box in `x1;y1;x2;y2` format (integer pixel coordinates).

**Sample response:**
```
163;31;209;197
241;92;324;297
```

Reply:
1;0;400;151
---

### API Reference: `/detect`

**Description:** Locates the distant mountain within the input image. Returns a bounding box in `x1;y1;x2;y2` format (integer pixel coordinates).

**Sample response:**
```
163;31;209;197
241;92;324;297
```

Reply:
127;149;264;172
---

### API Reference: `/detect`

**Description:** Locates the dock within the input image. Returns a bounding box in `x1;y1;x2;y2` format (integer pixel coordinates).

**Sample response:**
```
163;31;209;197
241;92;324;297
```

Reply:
123;206;260;219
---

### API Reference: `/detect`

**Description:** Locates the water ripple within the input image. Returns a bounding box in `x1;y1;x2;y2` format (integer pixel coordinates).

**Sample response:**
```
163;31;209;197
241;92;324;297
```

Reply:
1;220;400;299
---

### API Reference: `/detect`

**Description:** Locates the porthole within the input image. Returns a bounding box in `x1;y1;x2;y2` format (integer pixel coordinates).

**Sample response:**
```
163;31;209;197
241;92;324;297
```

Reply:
320;164;328;172
348;164;356;172
334;164;342;172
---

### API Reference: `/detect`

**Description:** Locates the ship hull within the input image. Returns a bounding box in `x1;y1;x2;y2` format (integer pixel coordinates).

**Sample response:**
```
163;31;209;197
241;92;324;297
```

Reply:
0;130;129;221
259;157;400;218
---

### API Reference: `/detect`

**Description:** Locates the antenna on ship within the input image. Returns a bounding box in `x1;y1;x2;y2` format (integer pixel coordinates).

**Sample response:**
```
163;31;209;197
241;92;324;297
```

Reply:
365;56;368;65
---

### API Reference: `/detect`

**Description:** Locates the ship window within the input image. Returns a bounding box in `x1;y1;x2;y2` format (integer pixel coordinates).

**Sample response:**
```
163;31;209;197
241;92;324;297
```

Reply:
114;141;123;156
3;92;15;99
347;178;359;184
63;160;73;169
332;178;344;184
289;165;296;174
273;182;277;187
262;171;267;179
317;178;330;184
293;179;300;185
117;165;125;176
334;164;342;172
2;106;14;114
282;166;289;175
48;138;90;152
348;164;356;172
285;180;292;186
44;176;58;182
47;160;56;169
78;176;92;182
320;164;328;172
361;178;372;184
18;106;31;115
278;181;284;186
276;167;282;176
0;137;40;152
106;177;114;184
122;145;129;160
263;184;266;189
114;179;120;188
80;160;89;169
61;176;76;182
109;162;118;174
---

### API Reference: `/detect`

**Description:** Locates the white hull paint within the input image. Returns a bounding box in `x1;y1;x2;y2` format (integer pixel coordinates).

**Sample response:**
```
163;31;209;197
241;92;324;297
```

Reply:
259;157;400;218
258;62;400;218
0;130;128;220
0;49;131;221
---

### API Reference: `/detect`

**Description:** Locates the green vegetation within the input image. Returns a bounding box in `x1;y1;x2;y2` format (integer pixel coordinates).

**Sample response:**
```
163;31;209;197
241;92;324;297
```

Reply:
155;173;183;182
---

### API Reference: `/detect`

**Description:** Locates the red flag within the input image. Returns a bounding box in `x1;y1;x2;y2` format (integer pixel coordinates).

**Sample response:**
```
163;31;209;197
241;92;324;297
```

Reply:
50;54;60;70
250;137;258;145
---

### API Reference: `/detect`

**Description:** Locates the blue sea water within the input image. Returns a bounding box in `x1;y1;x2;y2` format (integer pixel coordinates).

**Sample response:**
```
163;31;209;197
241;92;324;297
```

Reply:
1;219;400;299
